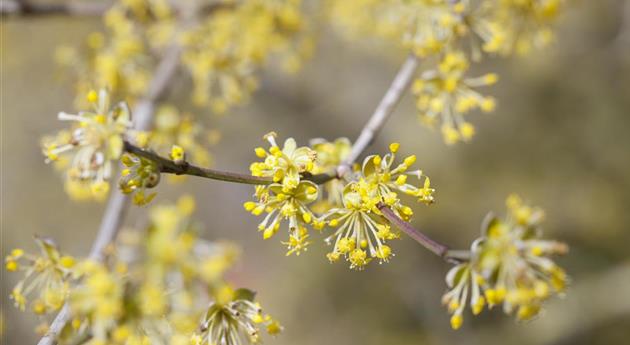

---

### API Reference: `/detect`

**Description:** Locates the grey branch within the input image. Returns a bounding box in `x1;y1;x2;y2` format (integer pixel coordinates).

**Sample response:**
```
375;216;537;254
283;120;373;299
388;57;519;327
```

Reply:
36;43;182;345
337;54;419;176
1;1;111;16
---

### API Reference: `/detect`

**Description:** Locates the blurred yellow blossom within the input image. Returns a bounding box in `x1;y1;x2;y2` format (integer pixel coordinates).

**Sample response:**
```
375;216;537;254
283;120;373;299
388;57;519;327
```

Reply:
442;194;569;329
41;89;133;201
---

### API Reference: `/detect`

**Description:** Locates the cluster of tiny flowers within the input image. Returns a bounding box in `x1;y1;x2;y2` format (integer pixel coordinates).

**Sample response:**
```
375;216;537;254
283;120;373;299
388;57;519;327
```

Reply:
442;194;569;329
328;0;566;143
5;238;76;315
191;286;282;345
245;133;321;255
319;143;435;269
412;52;498;144
55;0;169;107
181;0;313;112
6;196;279;345
41;89;133;201
56;0;311;114
245;136;436;269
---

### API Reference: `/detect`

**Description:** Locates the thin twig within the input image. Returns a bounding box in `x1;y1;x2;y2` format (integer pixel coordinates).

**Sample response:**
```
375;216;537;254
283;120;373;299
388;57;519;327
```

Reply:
377;203;449;258
337;54;419;176
123;141;337;186
36;42;182;345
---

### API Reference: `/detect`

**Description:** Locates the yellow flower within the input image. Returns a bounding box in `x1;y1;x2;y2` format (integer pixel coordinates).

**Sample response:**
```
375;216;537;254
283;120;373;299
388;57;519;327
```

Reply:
320;180;398;269
119;153;160;206
42;89;134;201
361;143;435;207
329;0;465;57
181;0;310;110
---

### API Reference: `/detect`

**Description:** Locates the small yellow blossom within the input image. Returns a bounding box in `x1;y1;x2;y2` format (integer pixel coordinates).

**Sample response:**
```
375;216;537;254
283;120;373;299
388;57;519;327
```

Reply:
198;286;282;345
250;132;317;192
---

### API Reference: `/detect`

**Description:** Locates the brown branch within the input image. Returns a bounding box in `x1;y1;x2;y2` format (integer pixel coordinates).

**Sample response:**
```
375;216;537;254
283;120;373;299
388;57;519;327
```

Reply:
123;141;337;186
377;202;467;263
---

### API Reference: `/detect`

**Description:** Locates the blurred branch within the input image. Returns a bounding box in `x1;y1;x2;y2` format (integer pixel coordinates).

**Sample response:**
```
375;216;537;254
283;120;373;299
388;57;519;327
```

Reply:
0;0;233;17
337;54;419;176
1;0;111;16
36;40;183;345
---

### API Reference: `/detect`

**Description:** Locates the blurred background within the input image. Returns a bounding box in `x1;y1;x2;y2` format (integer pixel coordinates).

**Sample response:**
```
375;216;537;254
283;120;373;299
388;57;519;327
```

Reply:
2;0;630;344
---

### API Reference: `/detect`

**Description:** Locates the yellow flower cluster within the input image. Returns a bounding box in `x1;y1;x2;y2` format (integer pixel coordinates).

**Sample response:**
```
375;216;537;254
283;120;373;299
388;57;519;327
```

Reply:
244;181;320;256
480;0;563;55
56;0;170;107
319;143;434;269
57;0;311;114
246;137;436;268
412;52;498;144
328;0;566;143
181;0;312;112
5;238;76;314
330;0;564;57
41;89;133;201
6;197;279;345
442;194;569;329
250;132;317;191
245;133;323;255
